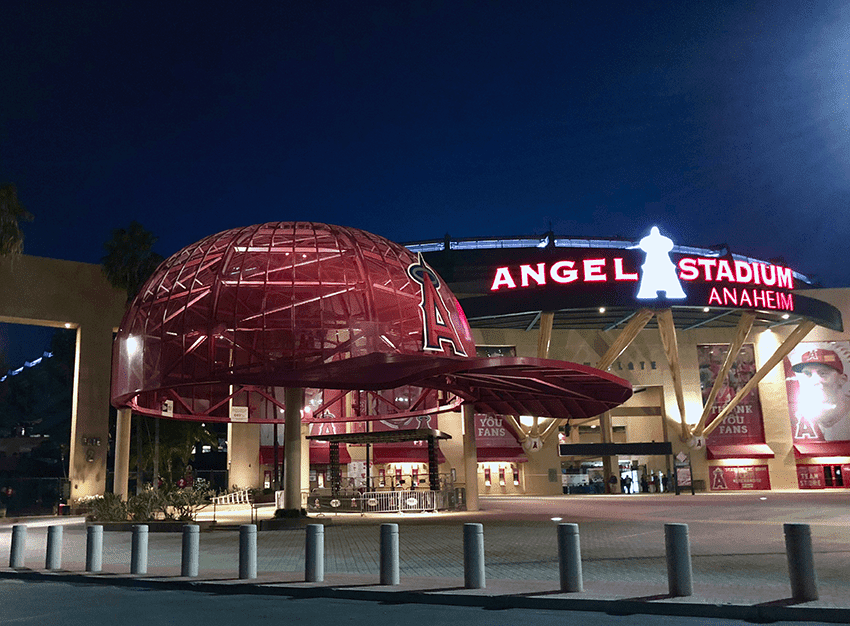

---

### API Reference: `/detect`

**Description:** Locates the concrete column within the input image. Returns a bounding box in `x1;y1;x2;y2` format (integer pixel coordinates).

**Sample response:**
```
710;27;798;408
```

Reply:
239;524;257;579
9;525;26;568
305;524;324;582
283;388;304;512
181;524;200;577
462;404;479;512
131;524;148;575
785;523;818;601
463;522;485;589
86;525;103;572
45;525;63;570
380;523;400;585
114;408;132;500
227;421;262;489
557;523;583;592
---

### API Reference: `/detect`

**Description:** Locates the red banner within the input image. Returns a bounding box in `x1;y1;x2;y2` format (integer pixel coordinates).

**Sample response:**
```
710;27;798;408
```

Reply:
699;344;765;445
708;465;771;490
796;465;826;489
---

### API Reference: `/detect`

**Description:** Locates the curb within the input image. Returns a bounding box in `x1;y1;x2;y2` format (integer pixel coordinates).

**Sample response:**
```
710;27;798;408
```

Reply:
2;569;848;624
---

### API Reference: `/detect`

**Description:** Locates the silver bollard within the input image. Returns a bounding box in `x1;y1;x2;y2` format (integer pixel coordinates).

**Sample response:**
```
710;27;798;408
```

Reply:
305;524;324;582
557;523;583;592
86;525;103;572
45;525;63;570
380;523;399;585
784;523;819;601
181;524;200;577
10;525;27;568
463;522;485;589
130;524;149;575
664;523;693;597
239;524;257;579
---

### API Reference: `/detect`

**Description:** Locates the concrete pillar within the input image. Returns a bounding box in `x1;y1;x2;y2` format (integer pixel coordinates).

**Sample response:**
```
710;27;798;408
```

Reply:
45;525;63;570
664;523;693;597
557;523;583;592
305;524;324;582
131;524;148;575
283;387;304;512
239;524;257;579
785;523;818;601
227;421;262;490
181;524;200;577
463;522;485;589
114;408;132;500
380;523;400;585
462;404;479;512
9;525;26;568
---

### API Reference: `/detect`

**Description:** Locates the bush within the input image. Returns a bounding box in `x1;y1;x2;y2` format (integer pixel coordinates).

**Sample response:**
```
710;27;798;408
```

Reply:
85;493;129;522
81;486;212;523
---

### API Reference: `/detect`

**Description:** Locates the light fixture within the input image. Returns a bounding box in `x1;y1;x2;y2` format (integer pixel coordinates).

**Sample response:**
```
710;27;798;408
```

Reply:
551;516;562;522
703;307;709;313
64;322;72;328
599;307;606;313
782;313;790;319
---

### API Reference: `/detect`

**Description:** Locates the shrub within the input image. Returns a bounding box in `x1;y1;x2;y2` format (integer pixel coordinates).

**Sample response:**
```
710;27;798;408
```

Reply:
85;493;129;522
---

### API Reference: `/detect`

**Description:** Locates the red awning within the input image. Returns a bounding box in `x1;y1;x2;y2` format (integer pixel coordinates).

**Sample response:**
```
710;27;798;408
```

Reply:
706;444;775;460
259;444;351;465
476;446;528;463
371;444;446;464
793;442;850;458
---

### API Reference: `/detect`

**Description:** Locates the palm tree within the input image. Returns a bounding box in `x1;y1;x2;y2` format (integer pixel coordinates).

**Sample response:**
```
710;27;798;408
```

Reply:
0;183;34;257
101;221;164;302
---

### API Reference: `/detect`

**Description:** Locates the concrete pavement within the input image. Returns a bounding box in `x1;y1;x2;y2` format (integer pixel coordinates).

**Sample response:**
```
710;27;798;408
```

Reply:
1;492;849;623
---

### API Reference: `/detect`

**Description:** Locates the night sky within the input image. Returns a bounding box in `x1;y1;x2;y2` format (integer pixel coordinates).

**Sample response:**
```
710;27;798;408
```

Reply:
2;2;849;360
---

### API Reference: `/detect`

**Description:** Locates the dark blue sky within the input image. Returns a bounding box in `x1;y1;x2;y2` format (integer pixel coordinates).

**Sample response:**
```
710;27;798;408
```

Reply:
2;0;848;293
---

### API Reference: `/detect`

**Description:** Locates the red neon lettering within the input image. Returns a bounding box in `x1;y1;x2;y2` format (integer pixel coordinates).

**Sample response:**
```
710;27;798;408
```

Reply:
708;288;722;305
520;263;546;287
722;287;737;305
697;258;717;281
583;259;607;281
550;260;578;283
753;290;767;308
752;263;761;285
761;264;776;286
766;291;776;309
777;266;793;289
734;260;753;283
678;258;699;280
777;292;794;310
739;289;753;307
614;258;638;280
716;260;735;282
491;267;516;291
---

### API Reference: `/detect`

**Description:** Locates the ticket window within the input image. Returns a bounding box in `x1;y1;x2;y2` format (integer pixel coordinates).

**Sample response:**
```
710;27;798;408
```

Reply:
498;466;506;486
484;466;492;487
511;464;520;486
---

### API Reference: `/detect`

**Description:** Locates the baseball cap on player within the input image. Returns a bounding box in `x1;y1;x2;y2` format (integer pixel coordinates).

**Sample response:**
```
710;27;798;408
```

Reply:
792;348;844;375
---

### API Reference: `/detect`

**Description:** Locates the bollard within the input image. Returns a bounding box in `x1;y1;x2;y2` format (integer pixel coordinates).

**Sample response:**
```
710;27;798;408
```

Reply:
463;523;485;589
10;525;27;568
664;523;693;597
86;525;103;572
181;524;200;577
45;525;63;570
130;524;149;575
239;524;257;579
380;523;399;585
557;523;583;592
305;524;324;582
784;523;818;601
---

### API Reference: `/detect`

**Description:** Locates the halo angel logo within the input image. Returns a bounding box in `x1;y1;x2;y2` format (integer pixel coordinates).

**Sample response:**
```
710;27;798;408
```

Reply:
407;253;468;357
635;226;686;300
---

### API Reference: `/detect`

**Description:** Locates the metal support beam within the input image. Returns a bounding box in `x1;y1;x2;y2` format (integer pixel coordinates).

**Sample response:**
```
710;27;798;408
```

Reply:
703;320;816;437
656;308;690;441
283;387;304;512
694;312;755;437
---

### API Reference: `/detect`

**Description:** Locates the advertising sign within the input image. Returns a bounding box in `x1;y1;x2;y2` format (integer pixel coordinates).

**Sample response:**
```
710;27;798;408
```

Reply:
796;465;826;489
783;341;850;443
475;414;519;447
708;465;771;490
698;344;765;445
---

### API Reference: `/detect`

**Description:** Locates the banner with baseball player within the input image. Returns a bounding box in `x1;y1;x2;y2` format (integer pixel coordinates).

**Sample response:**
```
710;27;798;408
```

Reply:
698;344;766;445
783;341;850;443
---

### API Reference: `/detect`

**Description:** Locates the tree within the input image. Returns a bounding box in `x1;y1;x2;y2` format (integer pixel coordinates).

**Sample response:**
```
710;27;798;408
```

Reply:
101;221;164;302
0;183;34;257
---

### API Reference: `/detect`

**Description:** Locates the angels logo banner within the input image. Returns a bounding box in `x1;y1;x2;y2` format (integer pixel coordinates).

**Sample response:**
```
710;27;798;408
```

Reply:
783;341;850;443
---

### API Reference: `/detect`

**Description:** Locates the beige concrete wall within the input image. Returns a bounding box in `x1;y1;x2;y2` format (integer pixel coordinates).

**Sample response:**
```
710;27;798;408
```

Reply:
0;255;126;501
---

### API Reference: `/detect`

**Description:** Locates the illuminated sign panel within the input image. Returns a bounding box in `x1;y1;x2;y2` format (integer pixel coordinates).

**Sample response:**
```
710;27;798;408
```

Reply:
487;228;795;314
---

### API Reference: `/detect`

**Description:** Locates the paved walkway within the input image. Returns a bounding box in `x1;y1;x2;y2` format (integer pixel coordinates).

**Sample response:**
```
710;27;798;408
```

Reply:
2;492;849;623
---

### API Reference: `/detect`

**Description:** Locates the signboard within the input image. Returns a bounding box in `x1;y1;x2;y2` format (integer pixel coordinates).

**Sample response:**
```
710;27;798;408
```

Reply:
796;465;826;489
698;344;765;445
230;406;249;422
708;465;771;490
783;341;850;443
